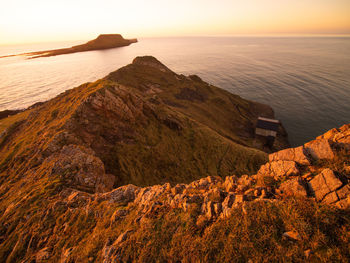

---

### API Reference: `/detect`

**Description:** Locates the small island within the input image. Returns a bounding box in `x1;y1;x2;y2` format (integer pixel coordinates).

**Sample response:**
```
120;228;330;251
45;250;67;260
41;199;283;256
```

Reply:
0;34;137;59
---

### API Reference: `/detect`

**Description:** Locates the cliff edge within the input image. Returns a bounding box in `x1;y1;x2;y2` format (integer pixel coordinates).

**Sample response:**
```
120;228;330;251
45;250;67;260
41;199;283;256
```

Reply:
0;57;348;262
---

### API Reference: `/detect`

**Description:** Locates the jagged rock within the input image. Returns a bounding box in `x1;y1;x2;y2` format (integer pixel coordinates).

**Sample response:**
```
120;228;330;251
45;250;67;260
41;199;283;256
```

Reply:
308;169;343;201
49;145;114;193
335;198;350;209
317;124;350;149
304;139;334;160
222;193;235;210
336;185;350;200
224;175;237;192
301;172;313;181
198;177;210;188
214;203;222;215
258;160;299;179
322;191;339;204
186;194;203;204
101;184;139;204
279;177;308;197
236;175;254;192
138;184;169;205
244;189;256;199
235;195;246;204
67;191;90;208
283;231;301;241
203;201;216;219
172;184;186;195
269;146;310;165
133;56;172;73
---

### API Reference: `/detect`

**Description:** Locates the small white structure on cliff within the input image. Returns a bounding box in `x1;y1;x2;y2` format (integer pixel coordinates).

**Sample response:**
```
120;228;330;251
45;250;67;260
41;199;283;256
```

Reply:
255;117;280;138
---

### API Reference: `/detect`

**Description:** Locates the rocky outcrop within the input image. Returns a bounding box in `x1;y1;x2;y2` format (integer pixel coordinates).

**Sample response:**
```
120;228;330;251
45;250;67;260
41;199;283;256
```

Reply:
0;56;348;262
0;34;137;59
1;56;286;193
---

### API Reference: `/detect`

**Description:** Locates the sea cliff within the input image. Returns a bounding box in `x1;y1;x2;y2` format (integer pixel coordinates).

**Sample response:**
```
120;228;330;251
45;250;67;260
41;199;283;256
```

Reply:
0;57;348;262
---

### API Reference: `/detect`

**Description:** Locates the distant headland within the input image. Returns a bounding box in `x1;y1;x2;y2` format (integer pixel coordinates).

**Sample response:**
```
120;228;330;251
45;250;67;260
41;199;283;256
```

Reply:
0;34;138;59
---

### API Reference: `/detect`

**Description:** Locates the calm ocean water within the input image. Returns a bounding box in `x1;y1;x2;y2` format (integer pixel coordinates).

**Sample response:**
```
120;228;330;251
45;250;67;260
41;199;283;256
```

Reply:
0;37;349;146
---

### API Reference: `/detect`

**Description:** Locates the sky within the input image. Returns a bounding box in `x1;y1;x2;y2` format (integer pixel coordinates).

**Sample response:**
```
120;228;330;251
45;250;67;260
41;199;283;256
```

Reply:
0;0;350;45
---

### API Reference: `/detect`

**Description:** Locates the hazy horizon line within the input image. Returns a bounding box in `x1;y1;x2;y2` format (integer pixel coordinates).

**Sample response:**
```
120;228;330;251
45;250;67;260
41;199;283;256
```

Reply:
1;33;350;46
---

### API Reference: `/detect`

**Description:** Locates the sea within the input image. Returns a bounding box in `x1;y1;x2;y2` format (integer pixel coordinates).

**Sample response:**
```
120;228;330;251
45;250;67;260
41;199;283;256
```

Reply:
0;37;349;146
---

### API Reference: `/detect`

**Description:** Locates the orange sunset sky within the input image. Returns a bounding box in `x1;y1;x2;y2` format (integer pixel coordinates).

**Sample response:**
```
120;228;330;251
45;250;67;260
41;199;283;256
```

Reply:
0;0;350;45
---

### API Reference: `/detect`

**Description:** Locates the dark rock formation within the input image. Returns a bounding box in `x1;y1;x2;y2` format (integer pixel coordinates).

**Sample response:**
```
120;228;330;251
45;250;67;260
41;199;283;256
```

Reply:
0;34;137;59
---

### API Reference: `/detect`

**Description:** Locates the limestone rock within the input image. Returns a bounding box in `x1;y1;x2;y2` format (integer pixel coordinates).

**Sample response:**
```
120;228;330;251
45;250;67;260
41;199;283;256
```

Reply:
172;184;186;195
222;194;235;209
258;160;299;179
317;124;350;149
269;146;310;165
49;145;113;193
101;184;139;204
235;195;246;204
279;177;308;197
336;185;350;200
322;191;339;204
335;197;350;209
308;169;343;201
224;175;237;192
304;139;334;160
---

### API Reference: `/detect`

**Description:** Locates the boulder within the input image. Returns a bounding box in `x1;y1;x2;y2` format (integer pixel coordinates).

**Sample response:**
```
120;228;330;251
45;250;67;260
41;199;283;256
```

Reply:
101;184;139;204
258;160;299;179
308;169;343;201
279;177;308;197
269;146;310;165
322;191;339;204
335;198;350;209
222;193;235;210
234;195;246;204
317;124;350;149
49;145;113;193
172;184;186;195
204;201;215;219
224;176;237;192
304;139;334;160
336;185;350;200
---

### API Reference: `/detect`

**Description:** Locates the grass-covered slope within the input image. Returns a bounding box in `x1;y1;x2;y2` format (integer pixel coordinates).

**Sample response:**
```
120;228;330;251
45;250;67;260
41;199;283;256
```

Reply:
0;126;348;262
0;56;285;191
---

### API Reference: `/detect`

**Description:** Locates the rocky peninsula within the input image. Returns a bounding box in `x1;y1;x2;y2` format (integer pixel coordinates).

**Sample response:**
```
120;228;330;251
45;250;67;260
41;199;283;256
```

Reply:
0;57;348;262
0;34;137;59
